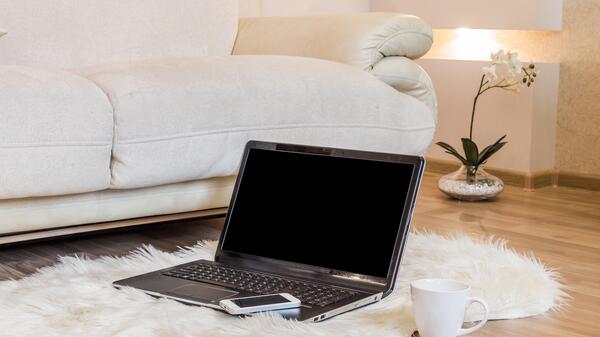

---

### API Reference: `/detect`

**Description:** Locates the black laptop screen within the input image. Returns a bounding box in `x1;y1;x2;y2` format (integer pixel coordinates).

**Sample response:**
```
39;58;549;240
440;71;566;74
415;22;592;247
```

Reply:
221;147;416;279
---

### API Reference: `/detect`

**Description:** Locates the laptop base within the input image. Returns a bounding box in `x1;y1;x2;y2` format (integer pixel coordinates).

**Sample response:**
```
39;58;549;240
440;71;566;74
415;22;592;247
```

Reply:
114;259;378;322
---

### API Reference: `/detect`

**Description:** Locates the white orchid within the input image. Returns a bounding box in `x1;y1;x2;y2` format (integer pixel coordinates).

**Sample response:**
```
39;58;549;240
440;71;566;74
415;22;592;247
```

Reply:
507;52;523;76
436;48;539;173
489;49;523;76
482;49;535;91
491;49;506;64
482;65;498;80
502;82;522;93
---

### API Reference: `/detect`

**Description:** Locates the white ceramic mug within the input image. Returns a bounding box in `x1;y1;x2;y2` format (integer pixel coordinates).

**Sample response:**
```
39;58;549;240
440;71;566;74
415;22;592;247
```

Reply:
410;279;489;337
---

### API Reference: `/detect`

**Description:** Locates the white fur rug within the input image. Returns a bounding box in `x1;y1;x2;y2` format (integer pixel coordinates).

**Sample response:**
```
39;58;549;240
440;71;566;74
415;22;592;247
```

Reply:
0;232;566;337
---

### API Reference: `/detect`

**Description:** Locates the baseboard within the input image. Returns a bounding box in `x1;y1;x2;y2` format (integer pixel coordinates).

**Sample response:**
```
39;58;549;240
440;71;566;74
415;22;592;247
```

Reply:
523;169;559;191
425;158;560;190
555;170;600;191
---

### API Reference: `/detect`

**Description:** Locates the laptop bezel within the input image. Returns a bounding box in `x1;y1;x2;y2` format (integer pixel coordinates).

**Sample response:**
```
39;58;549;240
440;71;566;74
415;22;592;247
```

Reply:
214;140;424;295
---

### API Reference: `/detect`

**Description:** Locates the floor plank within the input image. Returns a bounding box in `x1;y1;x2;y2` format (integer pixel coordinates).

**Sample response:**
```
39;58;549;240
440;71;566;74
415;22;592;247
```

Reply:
0;172;598;336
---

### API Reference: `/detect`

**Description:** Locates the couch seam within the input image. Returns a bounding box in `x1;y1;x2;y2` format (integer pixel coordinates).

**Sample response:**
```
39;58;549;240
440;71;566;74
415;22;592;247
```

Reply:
374;74;429;88
116;123;436;145
370;31;433;67
76;72;120;188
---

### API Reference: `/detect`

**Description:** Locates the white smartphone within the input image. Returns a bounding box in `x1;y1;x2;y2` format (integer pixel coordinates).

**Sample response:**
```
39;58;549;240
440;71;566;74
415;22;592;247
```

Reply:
219;293;301;315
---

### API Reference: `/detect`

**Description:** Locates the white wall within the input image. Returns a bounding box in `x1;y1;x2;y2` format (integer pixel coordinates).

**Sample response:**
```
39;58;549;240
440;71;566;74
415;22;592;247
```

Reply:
239;0;369;17
370;0;562;30
239;0;261;17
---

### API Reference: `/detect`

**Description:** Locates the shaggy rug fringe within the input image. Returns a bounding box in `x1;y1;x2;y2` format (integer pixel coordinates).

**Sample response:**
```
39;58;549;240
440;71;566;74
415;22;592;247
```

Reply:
0;232;567;337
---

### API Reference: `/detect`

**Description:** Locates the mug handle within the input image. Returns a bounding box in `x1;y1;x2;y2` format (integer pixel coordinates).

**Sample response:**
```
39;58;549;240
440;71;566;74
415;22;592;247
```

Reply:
457;297;489;336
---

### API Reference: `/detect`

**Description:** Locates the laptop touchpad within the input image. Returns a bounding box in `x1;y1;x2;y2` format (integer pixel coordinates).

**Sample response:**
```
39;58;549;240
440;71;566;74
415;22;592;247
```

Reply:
167;284;238;301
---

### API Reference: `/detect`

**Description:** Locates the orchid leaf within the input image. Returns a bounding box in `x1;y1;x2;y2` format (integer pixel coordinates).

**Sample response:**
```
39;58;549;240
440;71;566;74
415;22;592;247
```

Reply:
478;135;508;165
436;142;468;165
461;138;479;165
478;142;507;165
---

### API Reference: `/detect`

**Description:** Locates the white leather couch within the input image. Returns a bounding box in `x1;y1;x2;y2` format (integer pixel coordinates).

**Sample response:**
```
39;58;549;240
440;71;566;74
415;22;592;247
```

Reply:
0;1;436;238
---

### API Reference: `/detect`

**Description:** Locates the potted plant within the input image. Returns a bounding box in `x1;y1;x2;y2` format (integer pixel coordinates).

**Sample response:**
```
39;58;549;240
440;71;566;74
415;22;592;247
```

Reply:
437;49;538;201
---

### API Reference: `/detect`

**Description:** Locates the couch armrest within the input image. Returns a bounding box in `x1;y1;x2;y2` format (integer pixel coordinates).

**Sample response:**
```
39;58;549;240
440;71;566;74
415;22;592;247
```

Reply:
371;57;437;114
233;13;433;71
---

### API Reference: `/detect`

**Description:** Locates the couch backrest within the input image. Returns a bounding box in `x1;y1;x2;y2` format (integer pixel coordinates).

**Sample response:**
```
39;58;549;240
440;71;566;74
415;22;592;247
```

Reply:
0;0;238;69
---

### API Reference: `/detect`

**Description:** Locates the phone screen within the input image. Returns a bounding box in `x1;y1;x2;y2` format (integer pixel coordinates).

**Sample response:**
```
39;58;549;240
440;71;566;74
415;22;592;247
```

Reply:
231;294;290;308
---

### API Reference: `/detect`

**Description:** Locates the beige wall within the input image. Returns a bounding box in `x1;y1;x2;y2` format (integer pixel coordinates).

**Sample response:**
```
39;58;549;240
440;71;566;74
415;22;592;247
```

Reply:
238;0;369;17
239;0;261;17
370;0;562;30
555;0;600;175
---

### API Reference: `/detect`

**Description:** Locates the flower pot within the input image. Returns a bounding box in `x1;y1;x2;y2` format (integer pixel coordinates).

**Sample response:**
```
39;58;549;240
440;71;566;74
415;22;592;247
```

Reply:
438;165;504;201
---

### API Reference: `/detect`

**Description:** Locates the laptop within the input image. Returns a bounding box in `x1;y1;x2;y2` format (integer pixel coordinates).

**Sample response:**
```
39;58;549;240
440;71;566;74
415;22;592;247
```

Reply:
114;140;424;322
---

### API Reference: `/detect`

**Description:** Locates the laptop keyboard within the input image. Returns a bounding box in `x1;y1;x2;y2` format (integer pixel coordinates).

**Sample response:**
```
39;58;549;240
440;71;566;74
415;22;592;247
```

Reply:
163;262;358;307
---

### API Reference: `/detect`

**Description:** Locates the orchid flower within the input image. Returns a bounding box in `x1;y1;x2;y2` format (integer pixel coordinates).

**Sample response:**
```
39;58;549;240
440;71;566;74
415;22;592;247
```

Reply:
481;65;498;81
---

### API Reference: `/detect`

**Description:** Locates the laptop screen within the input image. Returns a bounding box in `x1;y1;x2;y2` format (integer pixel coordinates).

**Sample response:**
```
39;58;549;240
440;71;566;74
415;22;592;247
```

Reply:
221;147;416;279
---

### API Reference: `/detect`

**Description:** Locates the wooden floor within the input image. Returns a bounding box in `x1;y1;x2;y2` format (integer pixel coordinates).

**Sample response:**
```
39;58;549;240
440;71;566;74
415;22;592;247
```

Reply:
0;172;598;336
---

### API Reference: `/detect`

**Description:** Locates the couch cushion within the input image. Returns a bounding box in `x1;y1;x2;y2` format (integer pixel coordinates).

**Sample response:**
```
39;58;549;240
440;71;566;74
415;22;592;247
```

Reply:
0;0;238;68
0;66;113;199
79;56;436;189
